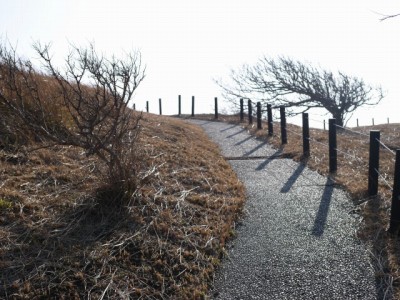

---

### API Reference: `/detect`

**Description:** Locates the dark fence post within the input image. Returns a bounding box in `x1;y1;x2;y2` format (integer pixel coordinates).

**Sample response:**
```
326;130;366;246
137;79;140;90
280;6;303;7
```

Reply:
280;106;287;144
256;102;262;129
191;96;195;117
267;104;273;136
248;100;253;124
368;130;380;196
146;101;149;113
159;98;162;115
302;113;310;158
389;150;400;234
133;103;136;110
240;98;244;121
215;97;218;119
178;95;181;116
329;119;337;173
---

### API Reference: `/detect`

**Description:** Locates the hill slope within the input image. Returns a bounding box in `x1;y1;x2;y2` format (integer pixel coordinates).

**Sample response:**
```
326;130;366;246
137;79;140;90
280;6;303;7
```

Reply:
0;114;245;299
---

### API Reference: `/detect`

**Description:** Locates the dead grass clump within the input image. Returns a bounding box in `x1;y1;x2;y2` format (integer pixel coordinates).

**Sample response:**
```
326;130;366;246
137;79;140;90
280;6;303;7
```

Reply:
0;113;245;299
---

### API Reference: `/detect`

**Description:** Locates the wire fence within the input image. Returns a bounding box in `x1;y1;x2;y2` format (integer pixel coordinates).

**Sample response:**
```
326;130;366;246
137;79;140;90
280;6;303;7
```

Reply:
142;96;400;233
242;100;400;234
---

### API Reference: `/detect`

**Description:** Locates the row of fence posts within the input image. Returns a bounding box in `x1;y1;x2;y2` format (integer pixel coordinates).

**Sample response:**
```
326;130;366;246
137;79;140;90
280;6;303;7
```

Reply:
137;95;400;234
239;98;400;234
136;95;220;119
138;96;400;234
136;97;391;128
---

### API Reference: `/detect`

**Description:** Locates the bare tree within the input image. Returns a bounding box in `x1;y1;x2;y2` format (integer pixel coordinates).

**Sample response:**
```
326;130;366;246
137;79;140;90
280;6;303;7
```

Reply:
217;56;384;126
0;41;146;189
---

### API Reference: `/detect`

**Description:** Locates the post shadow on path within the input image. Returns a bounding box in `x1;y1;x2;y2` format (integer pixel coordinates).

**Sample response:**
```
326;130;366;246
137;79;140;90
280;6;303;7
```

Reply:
220;124;238;132
244;140;269;157
234;135;254;146
255;149;283;171
192;120;214;126
226;128;247;138
312;177;335;237
280;163;307;193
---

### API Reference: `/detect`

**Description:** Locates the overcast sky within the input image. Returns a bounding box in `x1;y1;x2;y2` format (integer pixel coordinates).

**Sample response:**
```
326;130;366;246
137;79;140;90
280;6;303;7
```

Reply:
1;0;400;127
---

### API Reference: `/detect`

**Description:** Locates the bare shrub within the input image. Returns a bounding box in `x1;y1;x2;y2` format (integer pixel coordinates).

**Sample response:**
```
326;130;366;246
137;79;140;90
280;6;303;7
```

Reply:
0;41;146;197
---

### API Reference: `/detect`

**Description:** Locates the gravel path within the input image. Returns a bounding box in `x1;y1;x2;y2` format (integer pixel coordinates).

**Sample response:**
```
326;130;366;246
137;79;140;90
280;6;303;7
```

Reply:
189;120;378;300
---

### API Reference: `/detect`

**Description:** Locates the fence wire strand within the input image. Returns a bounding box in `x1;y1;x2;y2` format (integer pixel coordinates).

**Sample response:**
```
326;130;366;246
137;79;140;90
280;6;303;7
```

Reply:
283;125;371;165
309;118;325;125
376;168;394;191
335;147;368;167
376;138;396;156
285;127;303;138
307;137;329;149
245;109;398;201
334;124;370;138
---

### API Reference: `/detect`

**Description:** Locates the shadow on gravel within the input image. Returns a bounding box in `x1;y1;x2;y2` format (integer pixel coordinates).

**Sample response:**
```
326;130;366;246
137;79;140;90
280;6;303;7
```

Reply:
255;149;283;171
312;177;334;237
194;120;215;126
280;163;306;193
244;141;269;157
226;128;247;138
220;124;238;132
235;135;254;146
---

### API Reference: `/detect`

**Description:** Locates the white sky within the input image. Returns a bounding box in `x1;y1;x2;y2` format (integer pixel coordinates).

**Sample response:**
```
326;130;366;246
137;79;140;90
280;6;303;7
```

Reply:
1;0;400;128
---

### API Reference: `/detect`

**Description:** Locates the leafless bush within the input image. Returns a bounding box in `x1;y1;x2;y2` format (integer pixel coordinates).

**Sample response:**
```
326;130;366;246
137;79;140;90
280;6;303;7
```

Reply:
0;41;146;196
0;43;68;147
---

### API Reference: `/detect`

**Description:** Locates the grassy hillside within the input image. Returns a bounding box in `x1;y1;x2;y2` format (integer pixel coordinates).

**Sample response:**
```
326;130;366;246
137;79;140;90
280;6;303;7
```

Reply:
0;113;245;299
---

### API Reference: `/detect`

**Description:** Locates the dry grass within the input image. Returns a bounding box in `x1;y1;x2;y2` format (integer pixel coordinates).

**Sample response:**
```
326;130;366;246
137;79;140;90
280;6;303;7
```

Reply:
193;113;400;299
3;102;400;298
0;113;245;299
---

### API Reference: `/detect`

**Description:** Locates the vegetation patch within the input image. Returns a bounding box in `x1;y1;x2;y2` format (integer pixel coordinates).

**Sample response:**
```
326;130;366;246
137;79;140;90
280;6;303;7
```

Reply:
0;114;245;299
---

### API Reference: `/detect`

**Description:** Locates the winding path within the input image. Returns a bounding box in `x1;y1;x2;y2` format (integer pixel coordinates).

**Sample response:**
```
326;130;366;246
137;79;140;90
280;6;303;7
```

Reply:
189;119;377;300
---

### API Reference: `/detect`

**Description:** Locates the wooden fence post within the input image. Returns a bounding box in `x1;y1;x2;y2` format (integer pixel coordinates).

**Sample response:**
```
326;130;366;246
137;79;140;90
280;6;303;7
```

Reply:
280;106;287;144
389;150;400;234
191;96;195;117
159;98;162;115
146;101;149;113
240;98;244;121
178;95;181;116
302;113;310;158
133;103;136;110
248;100;253;124
329;118;337;173
215;97;218;119
368;130;380;196
257;102;262;129
323;120;326;131
267;104;273;136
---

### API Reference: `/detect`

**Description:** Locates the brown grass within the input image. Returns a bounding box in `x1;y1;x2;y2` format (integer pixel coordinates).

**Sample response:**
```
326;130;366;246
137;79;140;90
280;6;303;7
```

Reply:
0;113;245;299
